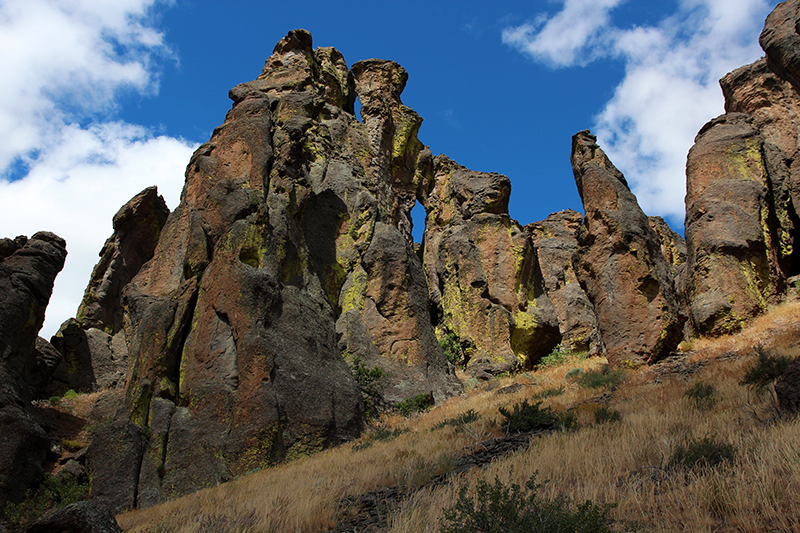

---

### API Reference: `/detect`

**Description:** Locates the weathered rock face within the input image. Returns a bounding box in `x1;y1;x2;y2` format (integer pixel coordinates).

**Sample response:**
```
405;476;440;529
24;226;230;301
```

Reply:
684;0;800;335
109;29;461;506
77;186;169;334
527;210;601;355
48;187;167;396
0;232;67;507
571;131;684;365
684;114;788;334
422;156;560;370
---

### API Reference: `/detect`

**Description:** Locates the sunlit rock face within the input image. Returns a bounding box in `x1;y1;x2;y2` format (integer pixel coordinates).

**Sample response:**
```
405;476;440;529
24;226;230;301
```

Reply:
570;131;684;366
684;0;800;336
422;155;560;373
109;29;465;507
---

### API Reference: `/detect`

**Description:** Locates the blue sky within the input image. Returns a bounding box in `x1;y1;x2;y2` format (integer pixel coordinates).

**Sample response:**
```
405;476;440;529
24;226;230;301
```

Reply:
0;0;775;337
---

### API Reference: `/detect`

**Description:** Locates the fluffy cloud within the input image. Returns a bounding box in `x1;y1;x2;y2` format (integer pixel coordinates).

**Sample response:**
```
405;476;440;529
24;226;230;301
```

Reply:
503;0;772;226
0;0;197;338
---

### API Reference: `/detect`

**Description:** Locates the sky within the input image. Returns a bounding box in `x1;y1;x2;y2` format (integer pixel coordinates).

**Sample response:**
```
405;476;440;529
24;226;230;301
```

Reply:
0;0;776;338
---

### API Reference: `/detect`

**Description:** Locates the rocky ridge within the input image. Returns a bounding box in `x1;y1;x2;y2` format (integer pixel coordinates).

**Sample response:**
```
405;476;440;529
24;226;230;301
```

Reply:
3;0;800;522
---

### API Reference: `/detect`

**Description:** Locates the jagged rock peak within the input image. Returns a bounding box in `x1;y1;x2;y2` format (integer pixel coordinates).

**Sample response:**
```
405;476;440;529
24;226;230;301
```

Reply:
760;0;800;92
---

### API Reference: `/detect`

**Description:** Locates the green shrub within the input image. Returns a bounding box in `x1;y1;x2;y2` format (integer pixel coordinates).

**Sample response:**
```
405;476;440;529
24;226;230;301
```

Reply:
432;409;481;432
499;400;560;434
439;331;466;367
533;386;565;400
352;427;408;451
578;369;625;389
395;393;434;417
594;406;621;424
539;344;587;368
739;347;793;392
684;382;718;410
564;368;584;381
63;389;78;400
349;355;386;420
440;473;623;533
2;474;88;530
668;436;736;471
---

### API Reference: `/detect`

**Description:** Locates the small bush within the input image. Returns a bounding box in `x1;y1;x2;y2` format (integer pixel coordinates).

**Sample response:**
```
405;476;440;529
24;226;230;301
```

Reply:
668;436;736;471
2;474;88;530
533;386;565;400
439;331;466;367
63;389;79;400
578;369;625;389
564;368;584;381
539;344;571;367
594;406;621;424
61;439;88;452
739;347;793;392
499;400;560;434
685;382;718;410
395;393;434;417
352;427;408;451
348;355;386;420
440;473;623;533
432;409;481;432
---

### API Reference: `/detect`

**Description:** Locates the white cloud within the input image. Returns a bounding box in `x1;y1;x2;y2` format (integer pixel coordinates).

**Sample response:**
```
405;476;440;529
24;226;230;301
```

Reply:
0;0;197;338
503;0;773;225
501;0;624;67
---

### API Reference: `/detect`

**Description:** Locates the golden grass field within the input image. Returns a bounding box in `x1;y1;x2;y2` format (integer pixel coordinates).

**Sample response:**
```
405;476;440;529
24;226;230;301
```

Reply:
117;300;800;532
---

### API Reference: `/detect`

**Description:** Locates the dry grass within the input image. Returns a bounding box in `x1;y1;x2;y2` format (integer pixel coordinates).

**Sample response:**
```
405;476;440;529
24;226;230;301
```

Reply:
118;302;800;532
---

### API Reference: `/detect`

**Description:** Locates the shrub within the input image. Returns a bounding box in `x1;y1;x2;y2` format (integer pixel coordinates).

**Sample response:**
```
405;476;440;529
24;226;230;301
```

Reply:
439;331;466;367
395;393;434;417
432;409;481;432
349;355;386;420
668;436;736;471
352;427;408;451
2;474;88;531
564;368;584;381
685;382;718;410
578;369;625;389
739;347;793;392
499;400;560;434
533;386;565;400
63;389;79;400
440;473;622;533
594;406;621;424
540;344;588;368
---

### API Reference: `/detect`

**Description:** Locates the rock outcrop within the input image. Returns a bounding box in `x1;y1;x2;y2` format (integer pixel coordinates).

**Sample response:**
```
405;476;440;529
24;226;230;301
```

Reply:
422;156;560;371
571;131;684;365
48;187;168;396
684;0;800;335
527;210;602;355
99;29;469;509
0;232;67;507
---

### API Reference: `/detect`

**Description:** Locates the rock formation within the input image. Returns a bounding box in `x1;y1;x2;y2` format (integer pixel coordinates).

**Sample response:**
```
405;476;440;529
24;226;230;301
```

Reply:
527;210;602;355
422;156;560;372
683;0;800;335
0;232;67;507
48;187;169;396
571;131;684;365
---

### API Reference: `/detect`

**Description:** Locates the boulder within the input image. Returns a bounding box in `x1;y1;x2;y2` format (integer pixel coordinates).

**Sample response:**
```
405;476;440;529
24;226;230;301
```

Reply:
527;210;602;355
571;131;684;365
759;0;800;93
87;421;147;514
22;500;122;533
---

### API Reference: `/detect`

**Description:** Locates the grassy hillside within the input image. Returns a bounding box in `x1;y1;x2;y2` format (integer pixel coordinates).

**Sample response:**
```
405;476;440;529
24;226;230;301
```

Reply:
117;301;800;532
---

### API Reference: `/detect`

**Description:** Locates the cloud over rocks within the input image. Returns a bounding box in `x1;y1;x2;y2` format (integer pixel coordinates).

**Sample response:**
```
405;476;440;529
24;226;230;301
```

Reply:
0;0;196;338
503;0;772;225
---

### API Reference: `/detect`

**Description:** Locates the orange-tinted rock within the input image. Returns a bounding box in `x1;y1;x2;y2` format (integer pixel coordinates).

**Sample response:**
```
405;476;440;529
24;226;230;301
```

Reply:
113;30;460;505
423;156;560;371
527;210;602;355
684;114;787;334
571;131;684;365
